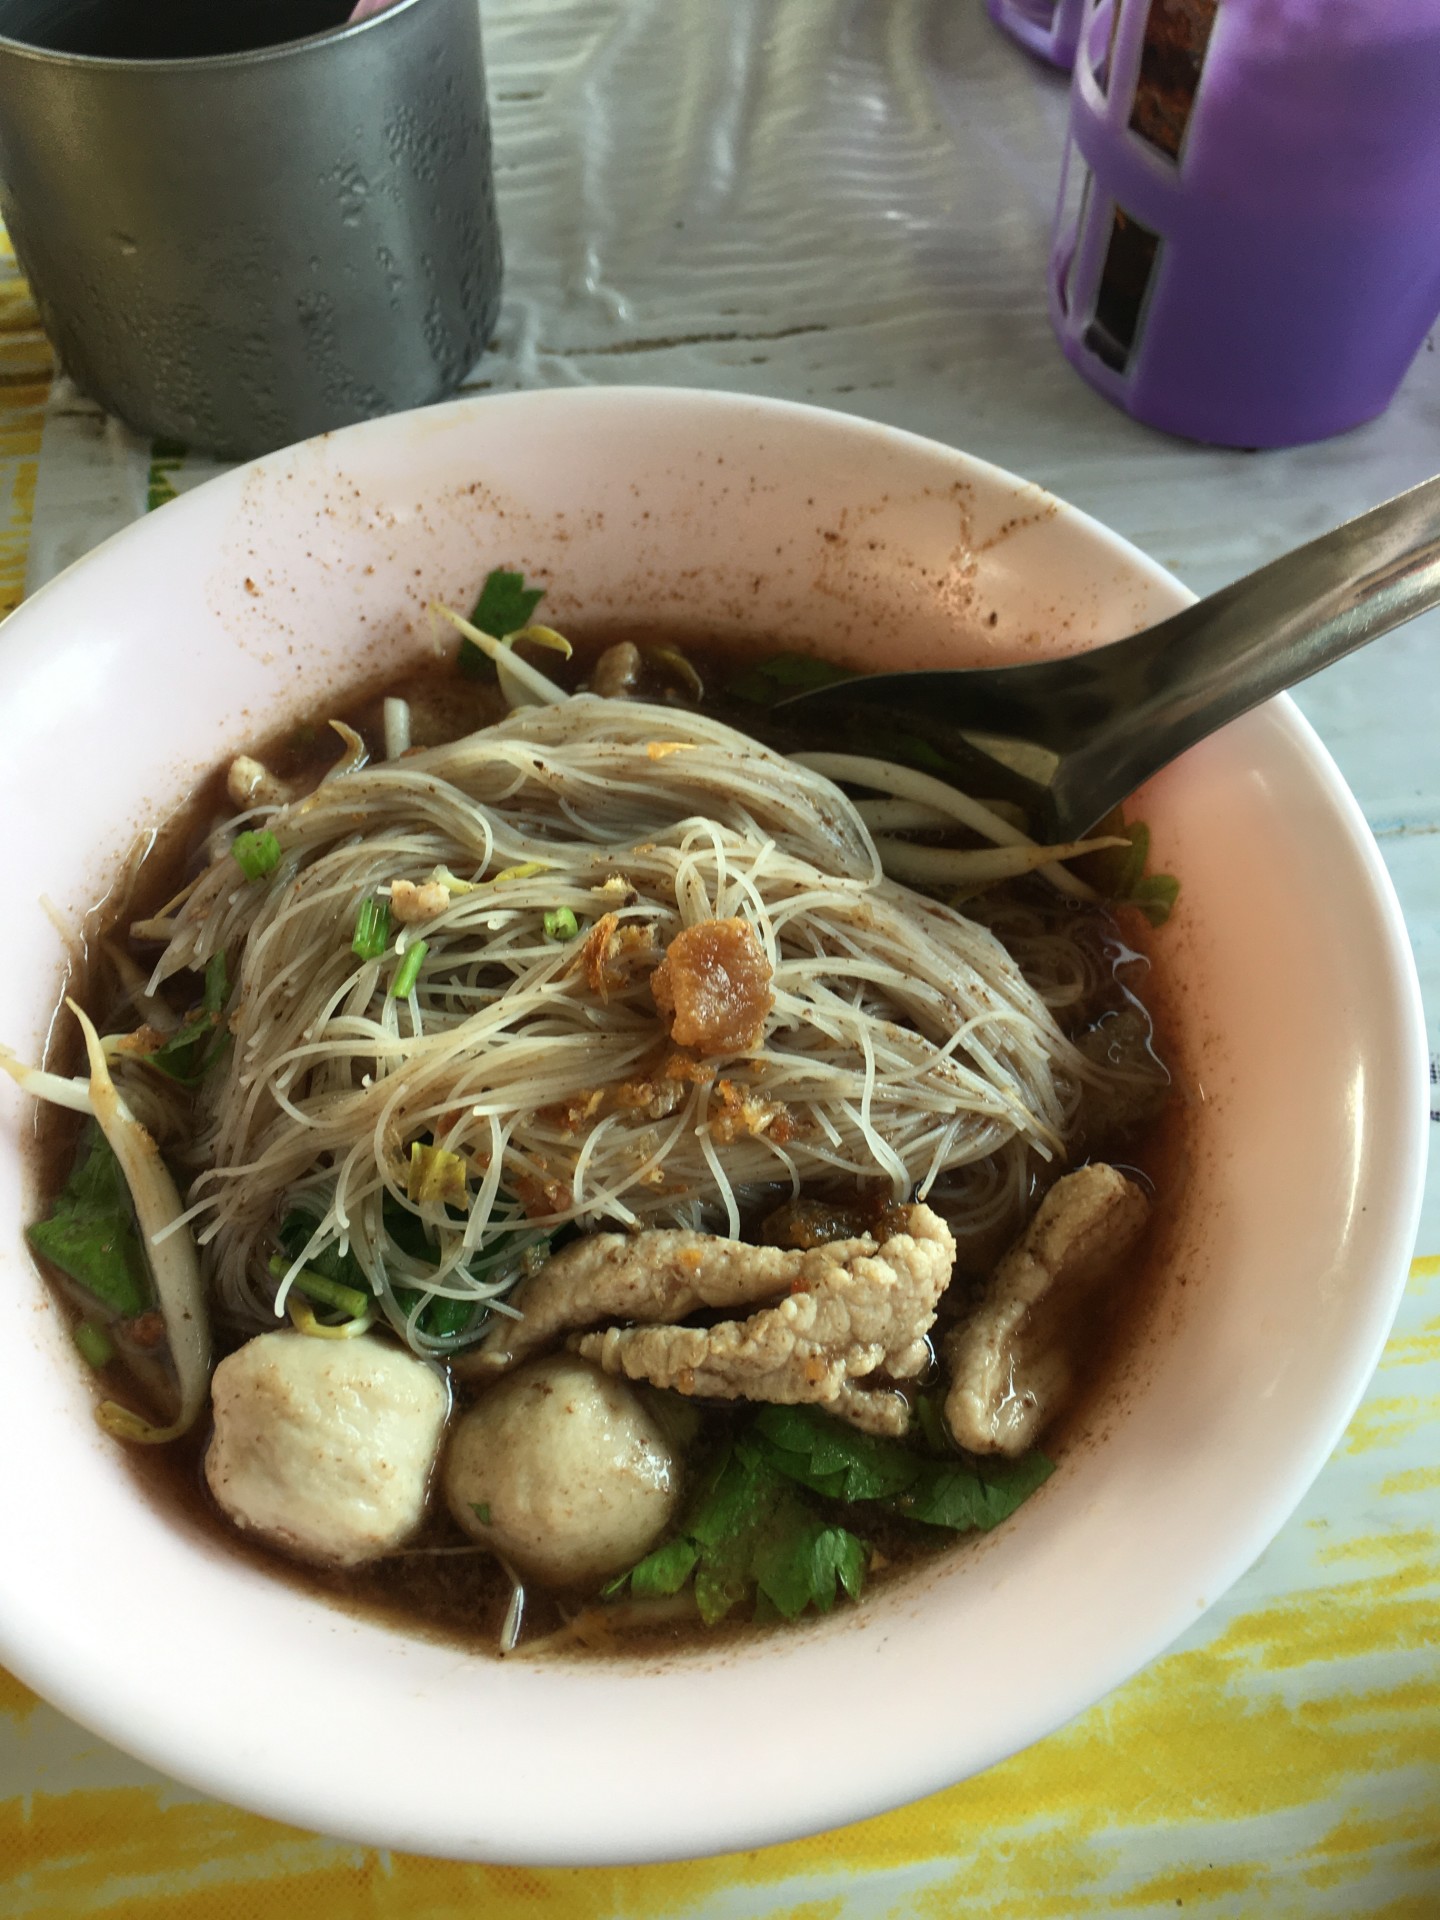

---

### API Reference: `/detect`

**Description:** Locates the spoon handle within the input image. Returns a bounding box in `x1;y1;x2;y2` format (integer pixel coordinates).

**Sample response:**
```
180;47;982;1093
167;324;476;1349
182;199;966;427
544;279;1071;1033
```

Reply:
1057;471;1440;826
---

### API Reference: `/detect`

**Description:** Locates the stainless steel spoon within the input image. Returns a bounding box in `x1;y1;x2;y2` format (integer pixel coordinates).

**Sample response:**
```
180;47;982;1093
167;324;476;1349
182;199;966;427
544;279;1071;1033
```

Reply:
775;473;1440;841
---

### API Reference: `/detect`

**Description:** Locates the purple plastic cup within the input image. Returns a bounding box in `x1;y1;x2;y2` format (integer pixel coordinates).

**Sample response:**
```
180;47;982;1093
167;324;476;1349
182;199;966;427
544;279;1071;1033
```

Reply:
1049;0;1440;448
986;0;1087;70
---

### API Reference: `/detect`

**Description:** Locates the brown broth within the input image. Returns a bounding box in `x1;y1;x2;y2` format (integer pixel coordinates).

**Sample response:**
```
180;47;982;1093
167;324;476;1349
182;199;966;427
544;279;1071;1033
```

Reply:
29;628;1185;1660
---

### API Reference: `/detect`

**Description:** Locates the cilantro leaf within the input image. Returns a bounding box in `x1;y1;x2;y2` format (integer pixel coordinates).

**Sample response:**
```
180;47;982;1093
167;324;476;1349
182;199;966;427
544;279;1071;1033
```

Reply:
754;1402;1053;1535
605;1400;1055;1629
894;1448;1056;1531
752;1516;868;1619
752;1403;921;1503
626;1535;699;1599
724;652;857;707
458;569;547;678
472;568;545;637
28;1123;154;1318
608;1436;869;1626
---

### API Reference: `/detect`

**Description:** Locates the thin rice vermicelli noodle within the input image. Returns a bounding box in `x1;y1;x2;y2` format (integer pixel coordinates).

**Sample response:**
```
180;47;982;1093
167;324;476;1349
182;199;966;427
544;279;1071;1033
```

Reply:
132;695;1098;1356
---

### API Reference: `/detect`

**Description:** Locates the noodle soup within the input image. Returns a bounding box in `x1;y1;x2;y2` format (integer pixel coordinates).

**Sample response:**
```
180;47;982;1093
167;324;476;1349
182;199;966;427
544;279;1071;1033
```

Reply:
16;606;1178;1656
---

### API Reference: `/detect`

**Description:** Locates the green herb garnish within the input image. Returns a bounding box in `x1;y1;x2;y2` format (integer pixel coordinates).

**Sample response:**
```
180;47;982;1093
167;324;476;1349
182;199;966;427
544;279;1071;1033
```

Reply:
232;828;282;883
389;940;428;999
144;951;231;1086
408;1292;478;1340
723;652;857;708
612;1437;869;1625
912;1386;950;1455
277;1214;366;1288
609;1404;1054;1626
542;906;579;943
352;896;392;961
755;1403;1055;1533
1077;817;1180;928
201;950;229;1013
274;1195;548;1347
751;1404;921;1503
73;1320;115;1370
457;569;547;679
1130;870;1181;929
625;1533;699;1598
28;1123;154;1318
894;1446;1055;1530
471;1503;493;1526
377;1195;478;1339
266;1254;370;1323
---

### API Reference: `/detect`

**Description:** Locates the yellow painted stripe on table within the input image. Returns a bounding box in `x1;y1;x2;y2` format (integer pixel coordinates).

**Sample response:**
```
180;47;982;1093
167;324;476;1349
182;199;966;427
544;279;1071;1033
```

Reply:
5;1251;1439;1916
0;1668;37;1722
4;1582;1439;1920
0;233;51;618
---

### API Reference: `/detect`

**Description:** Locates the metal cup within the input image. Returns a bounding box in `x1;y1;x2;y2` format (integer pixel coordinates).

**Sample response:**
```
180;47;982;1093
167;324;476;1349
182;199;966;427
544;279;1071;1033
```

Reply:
0;0;503;457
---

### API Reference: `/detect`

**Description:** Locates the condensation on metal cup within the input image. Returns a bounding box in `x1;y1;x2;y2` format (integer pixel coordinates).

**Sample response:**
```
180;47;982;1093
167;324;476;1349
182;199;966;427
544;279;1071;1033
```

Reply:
0;0;503;458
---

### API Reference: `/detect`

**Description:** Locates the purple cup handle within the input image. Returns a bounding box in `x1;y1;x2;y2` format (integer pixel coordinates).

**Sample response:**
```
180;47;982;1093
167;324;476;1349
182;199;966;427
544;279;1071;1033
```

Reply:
986;0;1087;71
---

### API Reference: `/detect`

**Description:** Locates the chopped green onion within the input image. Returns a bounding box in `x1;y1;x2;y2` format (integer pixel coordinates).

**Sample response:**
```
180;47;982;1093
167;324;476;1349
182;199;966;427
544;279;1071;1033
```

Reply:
543;906;579;943
389;939;428;1000
73;1320;114;1370
471;1503;492;1526
352;895;392;961
267;1254;370;1322
232;829;282;882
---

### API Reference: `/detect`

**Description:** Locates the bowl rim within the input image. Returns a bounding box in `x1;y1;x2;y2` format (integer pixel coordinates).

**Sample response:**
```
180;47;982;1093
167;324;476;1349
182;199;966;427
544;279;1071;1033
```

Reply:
0;387;1428;1864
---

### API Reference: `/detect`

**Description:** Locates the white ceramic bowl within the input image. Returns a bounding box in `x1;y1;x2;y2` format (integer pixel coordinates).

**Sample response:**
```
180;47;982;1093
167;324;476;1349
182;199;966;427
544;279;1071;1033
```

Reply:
0;391;1426;1863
